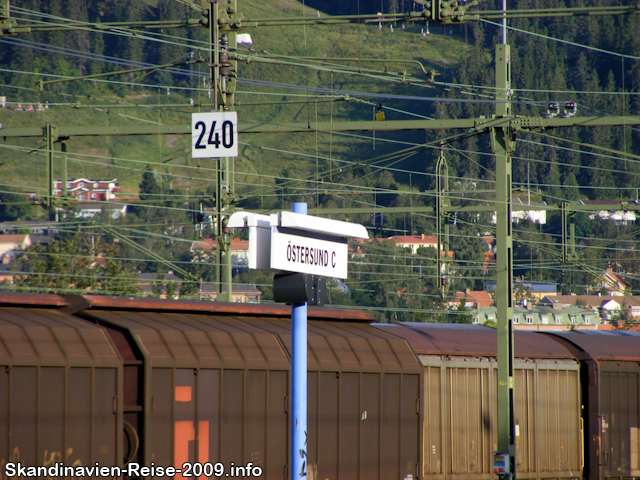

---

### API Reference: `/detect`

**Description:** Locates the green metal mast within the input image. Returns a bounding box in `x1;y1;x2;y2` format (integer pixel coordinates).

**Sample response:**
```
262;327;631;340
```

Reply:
0;0;16;34
435;146;450;298
492;41;516;474
210;0;238;302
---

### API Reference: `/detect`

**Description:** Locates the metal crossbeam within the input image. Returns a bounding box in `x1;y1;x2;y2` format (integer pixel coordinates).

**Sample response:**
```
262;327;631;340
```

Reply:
2;115;638;139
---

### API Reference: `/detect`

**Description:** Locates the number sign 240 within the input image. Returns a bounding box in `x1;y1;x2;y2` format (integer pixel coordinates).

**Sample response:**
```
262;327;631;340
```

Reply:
191;112;238;158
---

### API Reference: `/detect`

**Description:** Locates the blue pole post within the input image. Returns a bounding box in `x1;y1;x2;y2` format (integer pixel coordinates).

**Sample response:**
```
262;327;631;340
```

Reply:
291;202;308;479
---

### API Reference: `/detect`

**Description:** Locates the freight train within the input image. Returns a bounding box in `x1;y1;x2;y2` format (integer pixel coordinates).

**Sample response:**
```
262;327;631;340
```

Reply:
0;292;638;480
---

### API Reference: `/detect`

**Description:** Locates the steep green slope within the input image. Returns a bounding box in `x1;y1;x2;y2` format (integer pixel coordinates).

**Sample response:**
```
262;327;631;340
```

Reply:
4;0;640;319
0;0;469;209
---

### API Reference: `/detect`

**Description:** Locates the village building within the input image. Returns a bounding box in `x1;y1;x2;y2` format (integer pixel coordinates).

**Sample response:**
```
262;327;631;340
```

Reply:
582;200;637;225
73;203;128;219
190;238;249;268
539;294;640;320
387;234;439;253
0;234;31;259
490;198;547;225
485;280;557;299
138;272;262;303
598;268;630;295
26;178;120;202
472;305;604;330
447;289;493;309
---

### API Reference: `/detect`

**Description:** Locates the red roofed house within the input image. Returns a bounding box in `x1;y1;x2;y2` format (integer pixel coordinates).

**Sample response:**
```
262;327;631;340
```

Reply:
482;251;495;275
447;289;494;309
56;178;120;201
191;238;249;267
481;236;495;251
27;179;120;202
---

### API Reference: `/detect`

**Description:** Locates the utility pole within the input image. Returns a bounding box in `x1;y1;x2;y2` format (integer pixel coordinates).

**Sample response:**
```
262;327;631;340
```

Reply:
209;0;224;301
210;0;238;302
46;125;57;219
435;145;450;298
0;0;15;34
492;41;516;478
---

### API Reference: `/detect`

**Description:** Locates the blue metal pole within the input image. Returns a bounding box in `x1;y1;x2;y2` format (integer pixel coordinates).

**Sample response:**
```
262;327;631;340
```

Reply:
291;202;307;480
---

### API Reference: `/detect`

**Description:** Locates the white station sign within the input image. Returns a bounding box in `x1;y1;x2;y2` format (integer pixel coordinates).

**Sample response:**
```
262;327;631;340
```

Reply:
227;210;368;280
270;228;348;279
191;111;238;158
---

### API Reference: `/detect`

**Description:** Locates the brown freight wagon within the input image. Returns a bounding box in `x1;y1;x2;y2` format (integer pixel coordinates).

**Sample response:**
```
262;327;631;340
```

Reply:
0;292;423;480
373;323;583;480
543;331;640;480
9;292;640;480
0;293;122;478
235;314;423;480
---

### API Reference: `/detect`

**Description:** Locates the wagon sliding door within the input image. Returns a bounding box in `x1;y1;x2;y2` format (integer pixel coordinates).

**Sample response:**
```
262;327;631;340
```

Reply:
599;363;640;480
534;361;582;479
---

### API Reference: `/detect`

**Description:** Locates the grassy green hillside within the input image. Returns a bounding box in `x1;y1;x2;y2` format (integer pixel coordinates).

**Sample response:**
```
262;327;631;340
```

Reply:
5;0;640;319
0;0;470;210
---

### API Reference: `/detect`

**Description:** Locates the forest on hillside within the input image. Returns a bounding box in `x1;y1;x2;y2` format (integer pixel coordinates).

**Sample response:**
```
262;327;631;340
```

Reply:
1;0;640;320
2;0;638;198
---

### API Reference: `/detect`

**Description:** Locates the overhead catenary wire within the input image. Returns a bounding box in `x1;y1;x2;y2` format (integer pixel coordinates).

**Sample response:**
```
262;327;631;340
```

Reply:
3;2;640;316
3;123;638;211
481;19;640;61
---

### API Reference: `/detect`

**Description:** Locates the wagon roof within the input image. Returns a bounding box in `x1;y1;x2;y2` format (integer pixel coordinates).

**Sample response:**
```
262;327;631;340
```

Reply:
541;330;640;362
0;305;120;367
372;322;576;359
